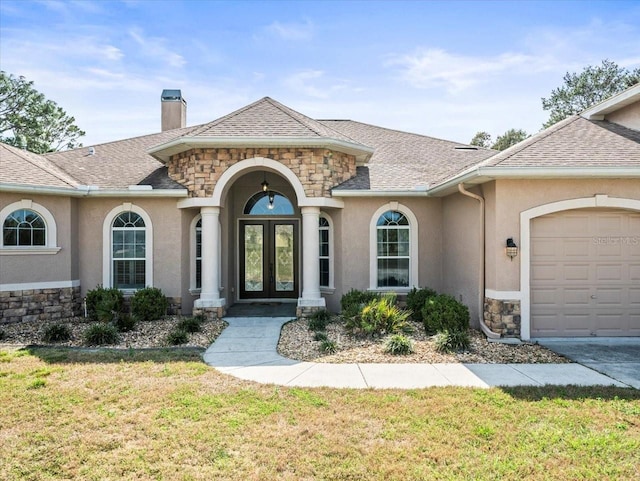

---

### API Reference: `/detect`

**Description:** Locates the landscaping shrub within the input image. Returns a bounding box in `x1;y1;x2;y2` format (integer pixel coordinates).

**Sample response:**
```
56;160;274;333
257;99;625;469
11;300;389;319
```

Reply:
86;286;124;322
345;293;411;336
177;316;202;333
308;309;330;331
83;323;119;346
130;287;168;322
406;286;437;321
384;334;414;355
42;323;71;343
434;329;471;353
313;331;328;342
113;314;137;332
319;339;338;354
422;294;470;334
340;289;381;319
165;329;188;346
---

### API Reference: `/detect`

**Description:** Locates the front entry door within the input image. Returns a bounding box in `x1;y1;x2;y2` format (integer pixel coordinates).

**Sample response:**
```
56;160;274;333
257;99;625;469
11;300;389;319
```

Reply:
240;220;298;299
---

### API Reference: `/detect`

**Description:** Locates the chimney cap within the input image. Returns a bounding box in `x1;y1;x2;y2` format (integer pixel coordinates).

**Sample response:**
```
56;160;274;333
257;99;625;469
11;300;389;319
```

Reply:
161;89;183;101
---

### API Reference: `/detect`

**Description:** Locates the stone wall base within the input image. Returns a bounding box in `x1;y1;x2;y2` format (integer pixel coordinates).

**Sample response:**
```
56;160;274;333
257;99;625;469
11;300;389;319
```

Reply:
296;305;324;319
1;286;82;324
193;306;225;321
484;297;521;337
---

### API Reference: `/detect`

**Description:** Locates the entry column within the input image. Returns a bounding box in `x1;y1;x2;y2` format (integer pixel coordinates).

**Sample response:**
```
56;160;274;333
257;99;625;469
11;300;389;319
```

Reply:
298;206;326;314
195;206;226;311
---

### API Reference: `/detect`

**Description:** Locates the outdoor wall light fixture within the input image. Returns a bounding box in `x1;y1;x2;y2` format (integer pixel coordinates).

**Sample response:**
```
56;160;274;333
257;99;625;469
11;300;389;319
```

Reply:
261;174;269;192
505;238;518;261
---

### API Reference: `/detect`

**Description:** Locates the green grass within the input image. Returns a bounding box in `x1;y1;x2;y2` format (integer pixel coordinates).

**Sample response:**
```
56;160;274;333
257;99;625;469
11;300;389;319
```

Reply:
1;347;638;480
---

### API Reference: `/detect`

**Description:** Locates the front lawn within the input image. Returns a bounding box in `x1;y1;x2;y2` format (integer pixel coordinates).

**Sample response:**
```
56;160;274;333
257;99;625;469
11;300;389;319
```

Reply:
1;347;638;480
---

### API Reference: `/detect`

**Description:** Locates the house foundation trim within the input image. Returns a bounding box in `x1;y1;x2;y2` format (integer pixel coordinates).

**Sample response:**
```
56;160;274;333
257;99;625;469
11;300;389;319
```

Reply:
519;195;640;340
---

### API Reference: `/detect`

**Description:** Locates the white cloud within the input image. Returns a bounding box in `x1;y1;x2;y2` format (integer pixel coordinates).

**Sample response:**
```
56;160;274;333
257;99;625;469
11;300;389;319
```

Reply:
265;19;315;41
388;48;554;93
129;28;186;68
283;70;351;99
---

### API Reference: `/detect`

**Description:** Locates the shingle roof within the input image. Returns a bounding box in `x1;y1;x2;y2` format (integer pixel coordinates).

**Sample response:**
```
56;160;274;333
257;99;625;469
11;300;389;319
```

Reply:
0;143;79;189
321;120;495;190
43;127;193;189
477;115;640;169
183;97;363;144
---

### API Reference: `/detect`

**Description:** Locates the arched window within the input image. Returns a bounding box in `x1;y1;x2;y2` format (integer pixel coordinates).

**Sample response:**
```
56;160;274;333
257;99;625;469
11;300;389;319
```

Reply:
112;212;146;289
3;209;46;246
370;203;418;290
0;200;59;254
103;204;153;290
376;211;410;287
244;191;294;215
319;214;333;289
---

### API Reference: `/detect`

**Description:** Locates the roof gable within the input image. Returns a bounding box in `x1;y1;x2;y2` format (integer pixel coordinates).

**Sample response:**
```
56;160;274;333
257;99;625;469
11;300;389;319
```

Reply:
0;142;79;189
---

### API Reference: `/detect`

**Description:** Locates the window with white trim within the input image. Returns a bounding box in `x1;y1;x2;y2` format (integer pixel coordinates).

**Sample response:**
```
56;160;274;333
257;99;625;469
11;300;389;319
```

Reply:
111;211;146;289
3;209;46;246
376;210;410;288
0;200;59;254
319;215;331;288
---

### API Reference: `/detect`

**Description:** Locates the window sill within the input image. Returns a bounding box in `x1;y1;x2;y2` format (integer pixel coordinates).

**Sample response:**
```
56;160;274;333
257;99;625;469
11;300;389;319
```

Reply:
367;287;412;293
189;288;202;296
0;247;61;255
320;287;335;295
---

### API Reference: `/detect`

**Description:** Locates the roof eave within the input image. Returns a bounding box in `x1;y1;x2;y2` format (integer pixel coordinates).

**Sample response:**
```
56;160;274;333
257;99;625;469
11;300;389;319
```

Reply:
428;166;640;196
147;136;374;165
581;84;640;119
332;189;430;197
0;182;188;198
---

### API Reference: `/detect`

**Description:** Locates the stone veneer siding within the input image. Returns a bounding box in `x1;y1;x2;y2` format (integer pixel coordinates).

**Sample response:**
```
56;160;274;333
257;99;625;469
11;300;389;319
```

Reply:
168;148;356;198
1;286;82;323
193;306;226;321
483;297;521;337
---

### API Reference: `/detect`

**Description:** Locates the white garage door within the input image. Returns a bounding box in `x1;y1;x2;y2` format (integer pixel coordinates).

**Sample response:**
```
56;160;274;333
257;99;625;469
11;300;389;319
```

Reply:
531;208;640;337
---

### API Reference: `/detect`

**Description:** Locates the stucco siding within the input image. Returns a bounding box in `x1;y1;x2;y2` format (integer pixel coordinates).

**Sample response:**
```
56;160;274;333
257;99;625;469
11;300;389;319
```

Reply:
492;178;640;292
606;102;640;130
1;193;76;285
337;197;443;301
441;191;481;326
77;197;184;299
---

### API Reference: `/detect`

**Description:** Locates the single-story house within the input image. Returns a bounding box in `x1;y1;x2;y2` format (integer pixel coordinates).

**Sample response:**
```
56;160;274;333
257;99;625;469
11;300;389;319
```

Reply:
1;85;639;339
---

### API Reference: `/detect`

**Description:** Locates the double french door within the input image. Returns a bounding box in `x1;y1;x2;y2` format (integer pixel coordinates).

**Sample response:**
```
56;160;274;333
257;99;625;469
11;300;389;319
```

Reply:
239;220;298;299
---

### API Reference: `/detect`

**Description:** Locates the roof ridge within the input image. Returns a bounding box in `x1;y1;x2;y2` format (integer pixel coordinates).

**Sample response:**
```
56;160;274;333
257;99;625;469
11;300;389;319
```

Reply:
182;97;273;138
477;115;581;168
1;143;80;187
319;119;493;150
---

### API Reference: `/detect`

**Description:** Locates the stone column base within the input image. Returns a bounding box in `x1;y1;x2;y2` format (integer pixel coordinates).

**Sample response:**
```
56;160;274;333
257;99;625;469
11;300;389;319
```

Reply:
193;306;226;321
483;297;521;337
296;298;326;319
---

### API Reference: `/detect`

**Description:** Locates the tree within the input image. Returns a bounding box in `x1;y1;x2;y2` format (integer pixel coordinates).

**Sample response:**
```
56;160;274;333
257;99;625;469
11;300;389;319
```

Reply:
469;129;529;151
541;59;640;128
470;131;491;148
0;71;85;153
491;128;529;151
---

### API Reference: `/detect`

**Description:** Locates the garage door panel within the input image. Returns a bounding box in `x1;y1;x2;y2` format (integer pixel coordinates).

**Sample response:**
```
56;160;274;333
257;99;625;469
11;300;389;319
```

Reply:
596;264;623;281
564;264;590;281
531;263;559;281
563;288;591;306
531;208;638;337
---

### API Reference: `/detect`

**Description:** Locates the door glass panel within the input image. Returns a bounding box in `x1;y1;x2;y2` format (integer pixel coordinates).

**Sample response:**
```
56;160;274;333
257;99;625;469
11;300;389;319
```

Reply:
244;225;264;292
275;224;294;292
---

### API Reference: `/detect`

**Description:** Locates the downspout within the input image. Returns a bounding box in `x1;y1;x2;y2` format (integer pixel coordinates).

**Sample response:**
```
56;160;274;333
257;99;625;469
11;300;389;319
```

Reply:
457;183;501;339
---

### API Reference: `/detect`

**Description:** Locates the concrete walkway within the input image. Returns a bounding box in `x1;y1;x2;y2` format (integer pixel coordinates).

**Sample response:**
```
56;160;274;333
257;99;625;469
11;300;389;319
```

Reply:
203;317;631;389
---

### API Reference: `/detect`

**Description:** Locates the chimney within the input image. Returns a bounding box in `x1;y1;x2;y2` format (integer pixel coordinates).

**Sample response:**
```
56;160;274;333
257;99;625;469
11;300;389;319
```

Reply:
161;89;186;131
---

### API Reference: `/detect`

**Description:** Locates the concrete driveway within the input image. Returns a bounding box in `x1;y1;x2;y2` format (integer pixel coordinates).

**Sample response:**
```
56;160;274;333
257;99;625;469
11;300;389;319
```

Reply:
536;338;640;389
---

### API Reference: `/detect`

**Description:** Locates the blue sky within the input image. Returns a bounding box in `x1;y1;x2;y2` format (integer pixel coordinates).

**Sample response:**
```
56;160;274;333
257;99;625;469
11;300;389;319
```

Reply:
1;0;639;147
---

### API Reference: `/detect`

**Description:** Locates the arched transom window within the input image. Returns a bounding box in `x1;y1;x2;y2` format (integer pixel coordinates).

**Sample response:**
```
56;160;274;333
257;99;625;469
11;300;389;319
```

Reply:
376;210;410;287
3;209;46;246
112;211;146;289
244;191;294;215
